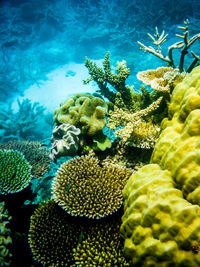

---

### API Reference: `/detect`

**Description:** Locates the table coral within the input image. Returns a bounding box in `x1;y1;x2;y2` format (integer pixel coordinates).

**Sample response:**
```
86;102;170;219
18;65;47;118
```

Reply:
29;200;80;266
52;152;132;219
0;141;51;179
121;66;200;266
0;149;32;194
53;93;108;136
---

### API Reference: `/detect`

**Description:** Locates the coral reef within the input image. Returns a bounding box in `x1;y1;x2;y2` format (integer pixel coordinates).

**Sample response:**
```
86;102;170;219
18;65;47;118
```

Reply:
0;201;12;267
121;164;200;267
84;52;132;108
138;19;200;73
29;200;80;266
121;66;200;266
52;152;132;219
53;93;108;136
0;149;32;194
0;140;51;179
137;67;186;99
74;212;130;266
107;97;162;148
151;65;200;203
0;99;46;142
49;123;81;161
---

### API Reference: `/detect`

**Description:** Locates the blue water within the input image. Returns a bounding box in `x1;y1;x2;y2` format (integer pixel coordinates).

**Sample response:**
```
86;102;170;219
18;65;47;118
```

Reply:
0;0;200;266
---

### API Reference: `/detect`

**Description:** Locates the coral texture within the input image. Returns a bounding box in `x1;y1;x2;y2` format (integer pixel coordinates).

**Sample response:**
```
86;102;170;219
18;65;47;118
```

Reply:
50;123;81;161
74;213;130;266
151;66;200;203
0;141;51;179
0;201;12;267
53;93;108;136
0;149;32;194
29;200;80;266
121;164;200;267
52;152;132;219
121;66;200;266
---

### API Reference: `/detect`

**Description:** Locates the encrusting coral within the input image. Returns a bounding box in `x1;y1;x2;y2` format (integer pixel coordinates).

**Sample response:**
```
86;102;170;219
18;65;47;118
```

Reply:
0;149;32;194
74;212;130;266
49;123;81;161
52;152;132;219
0;140;51;179
0;201;12;267
29;200;80;266
53;93;108;136
121;66;200;266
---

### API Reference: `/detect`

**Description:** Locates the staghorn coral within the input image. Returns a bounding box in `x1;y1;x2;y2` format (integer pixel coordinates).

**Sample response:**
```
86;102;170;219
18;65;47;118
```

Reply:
0;140;51;179
74;212;130;266
49;123;81;161
0;201;12;267
120;66;200;266
121;164;200;267
138;19;200;73
52;152;132;219
53;93;108;136
107;97;162;148
0;149;32;194
0;99;46;142
137;67;186;99
29;200;80;266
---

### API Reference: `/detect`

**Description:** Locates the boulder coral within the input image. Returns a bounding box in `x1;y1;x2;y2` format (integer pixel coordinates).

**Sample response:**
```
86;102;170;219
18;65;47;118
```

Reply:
53;93;108;136
121;66;200;266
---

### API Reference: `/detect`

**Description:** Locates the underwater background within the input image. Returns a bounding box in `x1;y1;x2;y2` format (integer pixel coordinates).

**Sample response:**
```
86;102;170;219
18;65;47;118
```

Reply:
0;0;200;266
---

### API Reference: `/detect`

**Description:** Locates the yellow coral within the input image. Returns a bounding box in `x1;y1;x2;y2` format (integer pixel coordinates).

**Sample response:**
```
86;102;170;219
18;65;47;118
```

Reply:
53;93;108;136
121;164;200;267
121;66;200;266
137;67;185;97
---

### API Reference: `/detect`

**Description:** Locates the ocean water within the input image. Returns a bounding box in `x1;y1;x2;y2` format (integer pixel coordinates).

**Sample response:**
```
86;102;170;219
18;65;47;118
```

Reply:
0;0;200;266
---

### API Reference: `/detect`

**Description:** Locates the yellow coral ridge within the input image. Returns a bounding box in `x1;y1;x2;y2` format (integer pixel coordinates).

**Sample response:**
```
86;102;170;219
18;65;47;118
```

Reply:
151;66;200;203
121;164;200;267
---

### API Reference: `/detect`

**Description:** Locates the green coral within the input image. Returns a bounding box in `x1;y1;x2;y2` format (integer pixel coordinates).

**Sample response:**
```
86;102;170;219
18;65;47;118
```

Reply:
0;149;32;194
0;141;51;179
53;93;108;136
0;201;12;266
29;200;80;266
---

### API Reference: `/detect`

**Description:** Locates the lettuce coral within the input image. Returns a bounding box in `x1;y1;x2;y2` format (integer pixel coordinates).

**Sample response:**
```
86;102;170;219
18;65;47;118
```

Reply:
121;66;200;266
0;149;32;194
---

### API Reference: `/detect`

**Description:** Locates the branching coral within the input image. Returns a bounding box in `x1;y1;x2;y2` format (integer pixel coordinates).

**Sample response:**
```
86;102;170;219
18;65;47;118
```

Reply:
0;99;46;142
74;212;130;266
0;140;51;179
29;200;80;266
0;149;32;194
49;123;81;161
53;93;108;136
0;201;12;267
138;19;200;73
84;52;134;109
107;97;162;148
52;152;132;219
